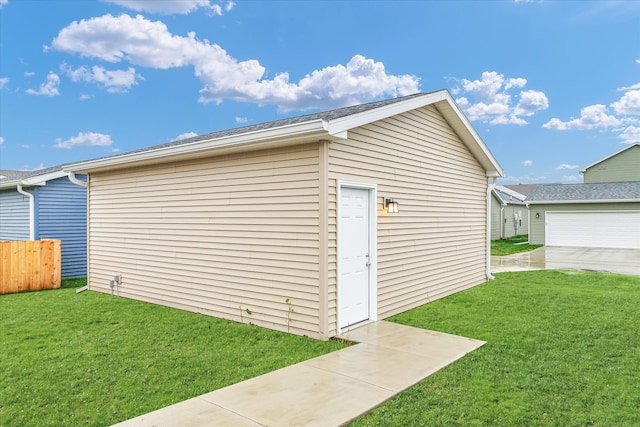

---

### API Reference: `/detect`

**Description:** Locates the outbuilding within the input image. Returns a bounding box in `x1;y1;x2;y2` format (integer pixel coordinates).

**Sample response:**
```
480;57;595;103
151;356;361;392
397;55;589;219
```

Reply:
0;167;88;279
490;185;528;240
64;90;503;339
527;181;640;249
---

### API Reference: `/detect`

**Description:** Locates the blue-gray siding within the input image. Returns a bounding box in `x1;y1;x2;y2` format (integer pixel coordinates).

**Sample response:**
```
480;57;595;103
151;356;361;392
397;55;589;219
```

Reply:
0;189;30;240
35;177;87;279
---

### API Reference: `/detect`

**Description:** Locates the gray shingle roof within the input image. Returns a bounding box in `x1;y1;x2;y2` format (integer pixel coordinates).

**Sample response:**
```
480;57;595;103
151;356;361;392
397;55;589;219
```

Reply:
120;92;427;155
494;185;526;204
526;181;640;202
0;170;32;181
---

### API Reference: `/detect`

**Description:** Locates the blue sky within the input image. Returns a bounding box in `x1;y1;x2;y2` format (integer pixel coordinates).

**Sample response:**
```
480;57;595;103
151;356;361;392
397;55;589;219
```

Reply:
0;0;638;184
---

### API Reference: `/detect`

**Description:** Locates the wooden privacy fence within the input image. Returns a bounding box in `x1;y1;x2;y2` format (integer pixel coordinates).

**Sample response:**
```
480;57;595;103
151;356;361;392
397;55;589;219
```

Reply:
0;239;61;294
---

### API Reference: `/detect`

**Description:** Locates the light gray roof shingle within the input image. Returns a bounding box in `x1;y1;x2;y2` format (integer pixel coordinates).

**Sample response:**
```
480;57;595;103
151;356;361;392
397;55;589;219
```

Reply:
63;92;428;165
526;181;640;202
0;170;32;181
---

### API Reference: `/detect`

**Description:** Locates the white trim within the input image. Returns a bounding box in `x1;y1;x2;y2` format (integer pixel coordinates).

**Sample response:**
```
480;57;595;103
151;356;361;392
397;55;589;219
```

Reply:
63;90;504;178
65;121;330;172
16;185;35;240
486;178;496;280
580;143;639;173
21;170;67;186
528;199;640;205
336;181;378;334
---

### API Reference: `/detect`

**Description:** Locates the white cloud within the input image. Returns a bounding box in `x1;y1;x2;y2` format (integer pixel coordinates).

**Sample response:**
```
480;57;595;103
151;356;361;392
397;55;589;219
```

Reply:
0;0;7;9
617;82;640;91
0;136;4;145
103;0;234;15
79;93;91;100
556;164;578;170
562;175;581;183
172;132;198;141
50;14;419;111
611;89;640;115
618;125;640;143
26;72;60;96
54;132;113;149
235;116;248;124
0;77;9;89
543;104;622;130
453;71;548;125
61;64;141;93
24;71;35;77
521;159;533;167
499;174;549;184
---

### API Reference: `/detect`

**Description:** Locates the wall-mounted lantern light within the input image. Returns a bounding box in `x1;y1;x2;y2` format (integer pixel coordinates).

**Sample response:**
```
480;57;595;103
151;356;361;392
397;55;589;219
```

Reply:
384;197;399;214
535;212;540;219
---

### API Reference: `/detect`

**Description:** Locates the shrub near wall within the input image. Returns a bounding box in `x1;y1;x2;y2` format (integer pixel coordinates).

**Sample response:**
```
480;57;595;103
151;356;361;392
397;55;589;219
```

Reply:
0;239;61;294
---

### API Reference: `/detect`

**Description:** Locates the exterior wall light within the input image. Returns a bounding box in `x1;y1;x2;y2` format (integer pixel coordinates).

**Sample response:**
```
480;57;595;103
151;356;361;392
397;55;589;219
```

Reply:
384;197;399;214
535;212;540;219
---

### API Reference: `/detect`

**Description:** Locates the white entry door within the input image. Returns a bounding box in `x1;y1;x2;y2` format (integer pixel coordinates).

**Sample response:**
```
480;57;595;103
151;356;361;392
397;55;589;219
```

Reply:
338;187;371;328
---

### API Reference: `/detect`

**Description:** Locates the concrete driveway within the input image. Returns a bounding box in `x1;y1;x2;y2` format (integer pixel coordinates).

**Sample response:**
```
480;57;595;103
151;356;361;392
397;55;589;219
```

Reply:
492;246;640;276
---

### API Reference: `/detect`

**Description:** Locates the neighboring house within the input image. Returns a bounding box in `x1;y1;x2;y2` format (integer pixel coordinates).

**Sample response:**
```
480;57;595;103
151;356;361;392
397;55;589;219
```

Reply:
527;181;640;249
63;90;504;339
580;143;640;183
527;144;640;249
491;185;528;240
504;183;560;198
0;167;88;278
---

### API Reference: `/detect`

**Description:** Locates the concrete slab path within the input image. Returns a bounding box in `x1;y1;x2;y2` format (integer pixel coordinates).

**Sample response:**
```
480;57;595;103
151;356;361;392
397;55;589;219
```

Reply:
492;246;640;276
112;321;484;427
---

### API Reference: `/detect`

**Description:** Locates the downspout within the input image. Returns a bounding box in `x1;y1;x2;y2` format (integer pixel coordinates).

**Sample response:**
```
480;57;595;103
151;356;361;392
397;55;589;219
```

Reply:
486;177;497;280
500;204;506;239
525;203;531;244
67;171;90;293
17;185;35;240
68;171;88;188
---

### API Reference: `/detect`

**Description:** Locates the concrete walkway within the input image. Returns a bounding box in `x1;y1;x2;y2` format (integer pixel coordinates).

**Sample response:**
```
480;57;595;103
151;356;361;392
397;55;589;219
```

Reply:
492;246;640;276
113;321;484;427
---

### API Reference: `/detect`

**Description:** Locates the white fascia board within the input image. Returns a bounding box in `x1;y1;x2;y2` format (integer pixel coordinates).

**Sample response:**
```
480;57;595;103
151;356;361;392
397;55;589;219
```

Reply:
0;179;22;190
323;90;504;178
579;142;640;173
527;199;640;204
65;120;329;173
324;90;450;137
437;95;505;178
21;170;67;186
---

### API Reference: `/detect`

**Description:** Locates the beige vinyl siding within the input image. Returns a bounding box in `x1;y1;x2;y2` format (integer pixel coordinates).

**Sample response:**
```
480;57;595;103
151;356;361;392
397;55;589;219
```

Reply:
87;143;324;338
327;105;487;335
583;145;640;183
529;202;640;244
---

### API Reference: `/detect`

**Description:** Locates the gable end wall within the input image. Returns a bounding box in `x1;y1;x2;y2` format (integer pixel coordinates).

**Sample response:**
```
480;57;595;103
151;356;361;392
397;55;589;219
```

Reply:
327;105;488;336
583;145;640;183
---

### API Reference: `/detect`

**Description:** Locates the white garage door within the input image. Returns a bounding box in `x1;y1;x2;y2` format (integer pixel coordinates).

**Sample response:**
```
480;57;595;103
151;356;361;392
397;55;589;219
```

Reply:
546;211;640;249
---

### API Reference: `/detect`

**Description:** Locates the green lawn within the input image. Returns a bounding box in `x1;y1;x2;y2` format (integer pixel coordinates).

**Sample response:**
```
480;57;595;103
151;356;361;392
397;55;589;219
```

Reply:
0;280;346;426
491;235;542;256
3;271;639;426
352;270;640;426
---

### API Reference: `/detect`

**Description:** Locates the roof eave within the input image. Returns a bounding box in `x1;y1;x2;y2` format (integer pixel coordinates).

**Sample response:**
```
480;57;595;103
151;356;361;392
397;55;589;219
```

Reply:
65;120;330;173
580;142;640;172
527;199;640;204
326;90;504;178
434;94;505;178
